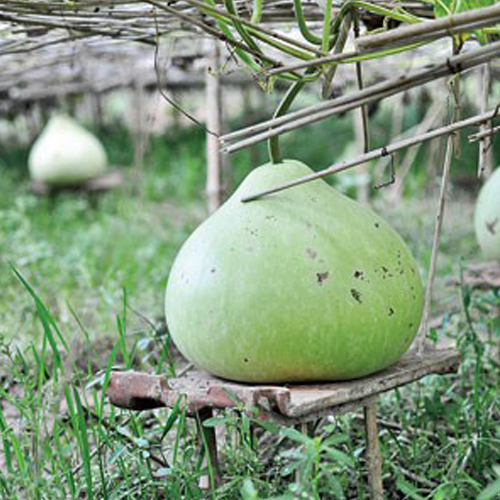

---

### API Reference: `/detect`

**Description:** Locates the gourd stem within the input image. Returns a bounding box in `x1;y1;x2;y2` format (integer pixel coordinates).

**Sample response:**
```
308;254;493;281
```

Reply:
268;75;310;164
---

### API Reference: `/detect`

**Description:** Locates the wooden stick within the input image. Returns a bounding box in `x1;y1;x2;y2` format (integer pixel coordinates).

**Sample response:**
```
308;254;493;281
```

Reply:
477;62;493;177
357;3;500;51
240;108;499;202
262;48;360;80
222;41;500;151
144;0;292;72
321;12;353;99
469;122;500;143
206;40;224;213
182;0;326;56
385;99;444;205
415;134;454;354
364;400;384;500
353;9;370;204
196;408;221;489
264;12;500;80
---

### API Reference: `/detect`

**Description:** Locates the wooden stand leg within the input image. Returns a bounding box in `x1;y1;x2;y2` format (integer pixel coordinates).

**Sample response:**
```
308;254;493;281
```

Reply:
364;400;384;500
196;408;221;489
294;421;316;488
205;39;223;214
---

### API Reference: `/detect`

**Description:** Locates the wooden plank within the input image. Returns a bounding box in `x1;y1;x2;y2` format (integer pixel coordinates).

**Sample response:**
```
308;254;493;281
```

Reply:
282;347;459;418
447;261;500;290
29;170;124;196
108;347;460;420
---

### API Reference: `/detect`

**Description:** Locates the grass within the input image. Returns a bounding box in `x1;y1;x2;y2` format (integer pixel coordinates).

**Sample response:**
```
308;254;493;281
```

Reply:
0;114;500;499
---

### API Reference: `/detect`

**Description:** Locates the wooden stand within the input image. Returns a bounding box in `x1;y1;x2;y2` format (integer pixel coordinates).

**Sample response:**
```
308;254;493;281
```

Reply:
107;346;459;498
29;170;124;199
447;261;500;290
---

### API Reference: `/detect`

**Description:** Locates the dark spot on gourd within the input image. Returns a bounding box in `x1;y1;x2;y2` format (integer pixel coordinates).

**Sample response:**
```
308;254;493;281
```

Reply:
306;248;318;259
374;222;380;228
408;322;414;328
486;218;498;235
316;271;329;285
388;307;394;316
244;358;249;363
351;288;362;303
354;270;364;279
211;268;216;273
380;265;394;279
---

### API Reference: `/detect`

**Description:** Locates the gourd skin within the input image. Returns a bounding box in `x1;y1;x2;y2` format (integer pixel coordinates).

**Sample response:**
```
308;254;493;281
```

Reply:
475;167;500;261
28;115;107;186
166;160;424;383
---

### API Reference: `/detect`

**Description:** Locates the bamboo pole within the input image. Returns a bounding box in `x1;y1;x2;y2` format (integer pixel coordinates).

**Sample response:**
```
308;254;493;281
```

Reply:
222;41;500;153
477;63;493;177
386;98;444;205
144;0;302;77
353;11;370;204
240;108;499;202
182;0;326;56
354;108;370;204
206;40;223;213
415;134;454;354
196;408;221;489
133;76;146;169
469;122;500;143
264;12;500;81
261;48;360;80
357;3;500;51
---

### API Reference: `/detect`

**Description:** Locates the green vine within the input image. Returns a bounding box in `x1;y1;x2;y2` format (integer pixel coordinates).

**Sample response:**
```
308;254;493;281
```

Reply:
293;0;324;45
251;0;262;24
268;70;319;164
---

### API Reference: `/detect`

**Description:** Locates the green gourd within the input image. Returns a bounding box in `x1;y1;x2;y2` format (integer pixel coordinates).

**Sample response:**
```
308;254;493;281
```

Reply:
28;115;107;186
475;167;500;262
166;160;424;383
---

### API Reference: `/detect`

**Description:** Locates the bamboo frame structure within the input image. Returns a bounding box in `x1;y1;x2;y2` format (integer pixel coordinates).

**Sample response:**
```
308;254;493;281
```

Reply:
356;3;500;51
222;41;500;153
239;108;500;202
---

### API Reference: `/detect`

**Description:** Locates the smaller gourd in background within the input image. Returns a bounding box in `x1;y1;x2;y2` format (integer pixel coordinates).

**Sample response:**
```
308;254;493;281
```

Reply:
475;167;500;262
28;114;108;186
